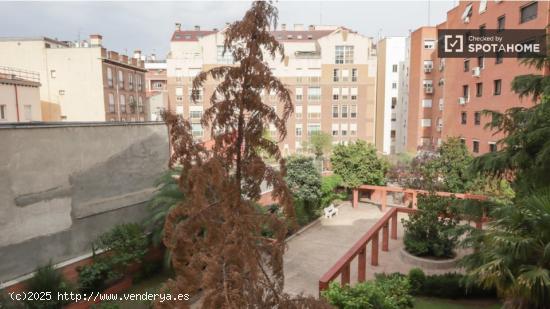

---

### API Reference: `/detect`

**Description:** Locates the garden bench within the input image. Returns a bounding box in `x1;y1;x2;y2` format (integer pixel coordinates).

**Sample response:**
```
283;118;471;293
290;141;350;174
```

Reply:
324;204;338;218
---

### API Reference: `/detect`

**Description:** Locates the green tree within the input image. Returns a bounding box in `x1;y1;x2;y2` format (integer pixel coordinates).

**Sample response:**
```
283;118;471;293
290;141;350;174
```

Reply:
330;140;388;189
285;155;322;221
320;174;346;207
308;131;332;159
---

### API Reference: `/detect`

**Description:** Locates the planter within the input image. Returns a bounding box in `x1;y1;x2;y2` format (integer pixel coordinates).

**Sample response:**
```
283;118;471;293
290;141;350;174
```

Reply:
399;248;460;270
65;276;133;309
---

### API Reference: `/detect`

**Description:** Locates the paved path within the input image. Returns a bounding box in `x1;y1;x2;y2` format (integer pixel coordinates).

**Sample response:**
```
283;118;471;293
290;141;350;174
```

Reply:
284;202;463;298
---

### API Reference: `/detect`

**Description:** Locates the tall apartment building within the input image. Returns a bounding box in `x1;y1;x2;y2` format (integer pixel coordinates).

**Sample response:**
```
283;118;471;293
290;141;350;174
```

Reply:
403;0;549;155
144;54;168;121
395;37;411;154
0;35;147;122
0;66;41;122
167;24;377;154
375;37;407;154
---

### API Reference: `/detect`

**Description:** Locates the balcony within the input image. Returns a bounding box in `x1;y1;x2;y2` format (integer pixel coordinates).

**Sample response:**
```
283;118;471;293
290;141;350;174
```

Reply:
472;67;481;77
423;86;433;94
424;66;433;73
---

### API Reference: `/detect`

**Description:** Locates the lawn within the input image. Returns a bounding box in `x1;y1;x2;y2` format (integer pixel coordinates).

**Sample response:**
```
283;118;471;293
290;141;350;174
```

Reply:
414;297;501;309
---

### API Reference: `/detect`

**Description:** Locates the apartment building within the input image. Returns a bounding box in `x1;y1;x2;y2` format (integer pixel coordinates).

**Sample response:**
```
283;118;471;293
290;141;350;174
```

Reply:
395;37;411;154
0;35;147;122
375;37;407;154
403;0;549;155
166;24;377;154
0;66;41;122
144;54;168;121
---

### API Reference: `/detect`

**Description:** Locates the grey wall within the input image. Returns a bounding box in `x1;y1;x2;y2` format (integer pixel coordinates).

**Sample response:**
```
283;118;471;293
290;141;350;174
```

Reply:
0;122;169;283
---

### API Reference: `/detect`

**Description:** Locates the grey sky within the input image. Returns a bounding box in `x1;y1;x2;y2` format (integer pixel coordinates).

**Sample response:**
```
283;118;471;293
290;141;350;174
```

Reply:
0;1;455;58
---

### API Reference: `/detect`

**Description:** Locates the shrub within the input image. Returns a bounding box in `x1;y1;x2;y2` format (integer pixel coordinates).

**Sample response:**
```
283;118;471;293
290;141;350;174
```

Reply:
402;194;465;258
320;174;347;207
406;269;496;299
322;275;413;309
94;223;149;271
24;263;73;309
407;268;426;295
78;261;119;293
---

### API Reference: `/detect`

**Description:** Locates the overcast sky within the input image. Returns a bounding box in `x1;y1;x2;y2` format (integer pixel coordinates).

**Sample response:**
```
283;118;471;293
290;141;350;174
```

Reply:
0;1;456;58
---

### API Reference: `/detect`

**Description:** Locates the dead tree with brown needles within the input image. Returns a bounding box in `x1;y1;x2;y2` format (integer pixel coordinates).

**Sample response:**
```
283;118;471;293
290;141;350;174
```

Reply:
158;1;330;308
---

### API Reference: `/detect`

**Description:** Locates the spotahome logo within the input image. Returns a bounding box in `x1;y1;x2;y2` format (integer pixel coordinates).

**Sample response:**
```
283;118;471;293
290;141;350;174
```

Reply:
438;29;546;58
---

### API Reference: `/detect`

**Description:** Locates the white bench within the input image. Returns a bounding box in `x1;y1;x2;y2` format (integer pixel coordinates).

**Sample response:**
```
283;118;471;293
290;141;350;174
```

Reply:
324;204;339;218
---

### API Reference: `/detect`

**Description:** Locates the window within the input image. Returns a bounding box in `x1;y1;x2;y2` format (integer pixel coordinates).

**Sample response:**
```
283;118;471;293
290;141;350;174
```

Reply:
137;75;142;91
341;105;348;118
463;85;469;99
462;3;473;22
332;123;339;136
352;68;358;82
190;88;203;102
217;46;234;64
191;124;203;137
392;97;398;109
176;87;184;102
351;87;358;100
474;111;481;125
308;87;321;100
479;0;488;13
296;124;302;137
350;105;357;118
477;56;484;68
0;105;6;120
497;15;505;32
464;59;470;72
473;140;480;153
392;64;398;72
108;93;115;113
190;106;203;119
476;82;483;97
335;45;354;64
118;70;124;89
333;69;339;82
461;112;467;125
496;51;504;64
332;105;339;118
137;97;143;113
350;123;357;136
128;74;134;90
341;88;349;100
337;70;347;82
489;142;497;153
422;99;432;108
295;105;302;119
107;67;113;87
24;105;32;120
392;82;397;89
424;60;433;72
341;123;348;136
307;105;321;119
50;70;56;78
460;138;466;145
423;40;435;49
421;119;432;127
119;94;126;113
332;87;339;100
295;87;303;101
307;124;321;135
494;79;502;95
520;2;537;23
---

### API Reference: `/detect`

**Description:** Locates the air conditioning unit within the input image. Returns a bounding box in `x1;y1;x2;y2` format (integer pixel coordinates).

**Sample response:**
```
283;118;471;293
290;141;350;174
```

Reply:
472;67;481;77
424;66;433;73
458;97;467;105
424;86;433;94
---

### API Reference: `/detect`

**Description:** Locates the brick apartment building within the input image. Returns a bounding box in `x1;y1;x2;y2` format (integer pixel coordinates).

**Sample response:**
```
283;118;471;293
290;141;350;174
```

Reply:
166;24;377;154
403;0;549;155
0;35;147;122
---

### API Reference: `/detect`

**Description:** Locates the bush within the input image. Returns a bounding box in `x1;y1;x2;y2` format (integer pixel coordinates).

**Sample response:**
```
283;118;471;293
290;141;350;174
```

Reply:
406;269;496;299
78;261;120;293
321;174;347;207
24;263;73;309
402;194;465;258
94;223;149;271
322;275;413;309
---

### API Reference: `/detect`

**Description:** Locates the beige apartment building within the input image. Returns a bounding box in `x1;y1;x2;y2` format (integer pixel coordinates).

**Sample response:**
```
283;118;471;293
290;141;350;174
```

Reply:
0;66;41;122
166;24;377;154
144;55;168;121
0;35;147;122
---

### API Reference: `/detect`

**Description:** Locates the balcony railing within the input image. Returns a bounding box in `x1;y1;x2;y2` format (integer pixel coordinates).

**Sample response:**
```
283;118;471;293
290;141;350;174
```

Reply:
0;66;40;82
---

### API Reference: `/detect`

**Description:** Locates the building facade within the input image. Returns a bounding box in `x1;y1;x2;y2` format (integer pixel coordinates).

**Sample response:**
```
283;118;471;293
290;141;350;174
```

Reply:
375;37;407;154
0;35;147;122
403;0;549;155
144;55;168;121
0;66;41;122
166;24;377;154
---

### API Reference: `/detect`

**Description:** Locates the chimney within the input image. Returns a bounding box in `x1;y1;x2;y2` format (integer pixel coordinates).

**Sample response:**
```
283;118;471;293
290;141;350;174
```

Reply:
194;25;200;31
133;49;142;59
281;23;286;31
175;23;181;31
294;24;304;31
308;25;315;31
89;34;102;47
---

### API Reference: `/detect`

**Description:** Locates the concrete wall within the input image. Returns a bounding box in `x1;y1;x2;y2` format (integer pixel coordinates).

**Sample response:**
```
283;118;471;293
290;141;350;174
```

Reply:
0;122;169;283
